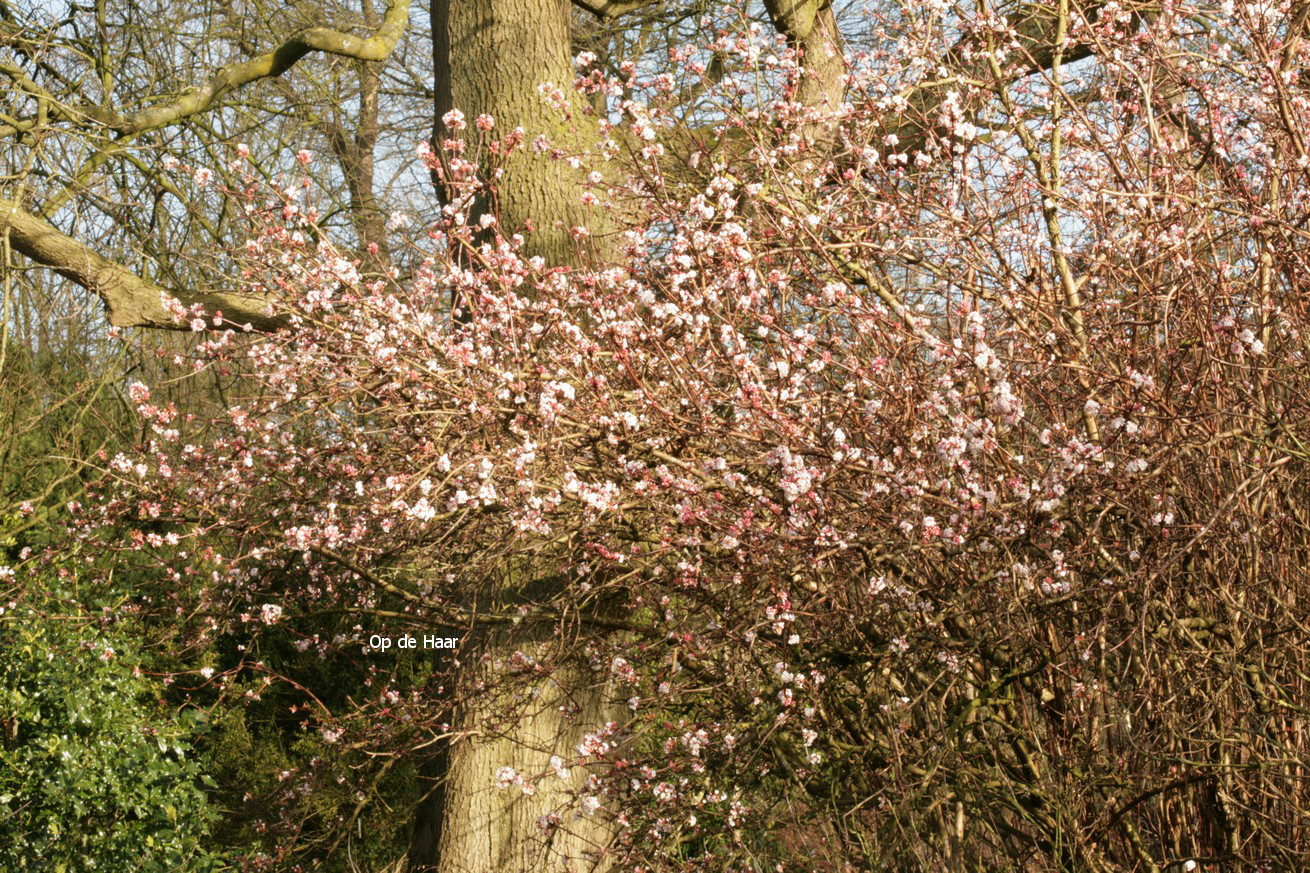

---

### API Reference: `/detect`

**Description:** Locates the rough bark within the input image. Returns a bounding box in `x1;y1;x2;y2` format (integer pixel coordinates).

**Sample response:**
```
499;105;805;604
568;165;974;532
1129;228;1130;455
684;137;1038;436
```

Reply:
417;5;853;869
431;633;617;873
417;4;624;869
764;0;847;114
431;0;611;264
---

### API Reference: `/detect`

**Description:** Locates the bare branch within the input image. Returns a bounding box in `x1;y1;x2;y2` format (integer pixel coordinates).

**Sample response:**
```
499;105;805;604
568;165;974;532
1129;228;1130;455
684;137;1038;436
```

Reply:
0;198;284;331
52;0;409;137
888;0;1120;149
569;0;660;20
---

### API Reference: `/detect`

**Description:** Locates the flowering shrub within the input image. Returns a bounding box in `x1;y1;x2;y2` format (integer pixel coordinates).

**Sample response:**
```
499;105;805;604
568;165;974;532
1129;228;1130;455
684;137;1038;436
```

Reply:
83;2;1310;869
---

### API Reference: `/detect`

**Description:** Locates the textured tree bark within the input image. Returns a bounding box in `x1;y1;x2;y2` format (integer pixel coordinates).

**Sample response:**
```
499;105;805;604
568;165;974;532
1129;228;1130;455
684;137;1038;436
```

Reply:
430;0;612;265
414;5;854;868
432;633;617;873
764;0;847;116
415;4;621;870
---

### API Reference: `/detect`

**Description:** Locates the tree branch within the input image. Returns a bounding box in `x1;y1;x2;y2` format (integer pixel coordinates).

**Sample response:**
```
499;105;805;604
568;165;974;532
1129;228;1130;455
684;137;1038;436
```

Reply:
887;0;1119;150
569;0;660;21
0;198;284;331
66;0;409;137
0;2;409;330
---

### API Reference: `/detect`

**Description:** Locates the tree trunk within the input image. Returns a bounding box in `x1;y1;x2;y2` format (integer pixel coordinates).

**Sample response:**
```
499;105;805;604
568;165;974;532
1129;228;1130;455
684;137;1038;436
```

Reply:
431;0;611;265
432;631;617;873
414;3;621;869
764;0;847;116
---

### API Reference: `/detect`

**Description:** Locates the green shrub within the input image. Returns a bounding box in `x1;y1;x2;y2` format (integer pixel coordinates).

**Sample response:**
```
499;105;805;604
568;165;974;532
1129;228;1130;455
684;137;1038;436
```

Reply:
0;603;223;871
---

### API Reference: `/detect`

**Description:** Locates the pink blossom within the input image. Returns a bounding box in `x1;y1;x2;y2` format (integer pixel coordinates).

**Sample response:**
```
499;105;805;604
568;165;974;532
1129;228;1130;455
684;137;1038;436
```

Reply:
442;108;466;131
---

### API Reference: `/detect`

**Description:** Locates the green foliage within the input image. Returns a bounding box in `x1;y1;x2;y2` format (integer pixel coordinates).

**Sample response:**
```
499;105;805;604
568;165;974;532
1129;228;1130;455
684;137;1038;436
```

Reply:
0;602;224;871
